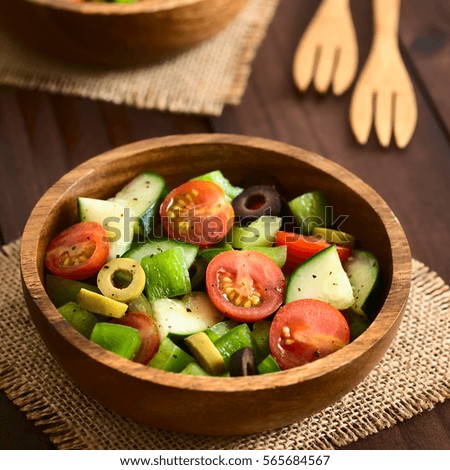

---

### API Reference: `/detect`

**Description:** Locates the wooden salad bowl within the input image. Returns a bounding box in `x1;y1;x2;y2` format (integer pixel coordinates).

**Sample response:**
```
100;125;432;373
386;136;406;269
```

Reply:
0;0;249;67
20;134;412;435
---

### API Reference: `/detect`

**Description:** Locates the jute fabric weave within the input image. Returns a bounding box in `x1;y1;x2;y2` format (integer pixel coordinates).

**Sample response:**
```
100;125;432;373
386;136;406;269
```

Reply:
0;239;449;449
0;0;279;116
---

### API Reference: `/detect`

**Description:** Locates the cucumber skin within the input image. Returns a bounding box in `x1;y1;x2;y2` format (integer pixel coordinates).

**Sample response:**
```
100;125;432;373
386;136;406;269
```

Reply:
136;189;167;238
288;190;328;235
114;171;168;238
198;244;233;263
148;337;195;372
343;310;371;341
180;362;211;376
46;274;99;307
257;355;281;374
58;302;98;338
344;250;384;321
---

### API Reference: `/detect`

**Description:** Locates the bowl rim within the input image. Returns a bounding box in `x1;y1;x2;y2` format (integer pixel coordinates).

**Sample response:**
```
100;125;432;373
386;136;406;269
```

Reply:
22;0;230;15
20;133;412;393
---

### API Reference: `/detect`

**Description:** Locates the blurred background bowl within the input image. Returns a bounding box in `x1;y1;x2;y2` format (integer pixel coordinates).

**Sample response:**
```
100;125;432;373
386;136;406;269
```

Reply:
20;134;412;435
0;0;250;67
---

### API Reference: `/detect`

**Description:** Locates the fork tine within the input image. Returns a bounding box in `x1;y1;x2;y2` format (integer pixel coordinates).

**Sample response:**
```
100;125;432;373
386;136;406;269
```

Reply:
293;40;319;92
332;42;358;95
374;91;394;147
394;88;418;148
313;46;336;94
349;82;374;145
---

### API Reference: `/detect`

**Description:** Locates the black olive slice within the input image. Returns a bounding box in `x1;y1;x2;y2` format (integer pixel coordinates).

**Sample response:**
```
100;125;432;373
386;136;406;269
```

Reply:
188;256;208;290
232;185;282;225
230;347;257;377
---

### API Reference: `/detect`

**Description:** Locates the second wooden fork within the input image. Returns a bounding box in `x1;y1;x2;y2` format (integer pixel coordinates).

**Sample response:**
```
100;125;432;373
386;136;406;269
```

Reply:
350;0;417;148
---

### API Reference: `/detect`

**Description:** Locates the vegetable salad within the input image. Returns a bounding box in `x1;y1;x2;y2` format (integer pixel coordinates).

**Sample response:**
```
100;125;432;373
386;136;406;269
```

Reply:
45;170;383;377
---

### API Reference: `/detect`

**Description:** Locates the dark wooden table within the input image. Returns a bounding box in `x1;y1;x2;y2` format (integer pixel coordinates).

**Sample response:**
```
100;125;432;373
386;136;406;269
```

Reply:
1;0;449;450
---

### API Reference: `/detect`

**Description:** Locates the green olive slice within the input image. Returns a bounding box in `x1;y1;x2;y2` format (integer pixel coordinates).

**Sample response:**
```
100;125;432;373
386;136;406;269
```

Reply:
77;288;127;319
185;332;226;375
312;227;356;248
97;258;145;303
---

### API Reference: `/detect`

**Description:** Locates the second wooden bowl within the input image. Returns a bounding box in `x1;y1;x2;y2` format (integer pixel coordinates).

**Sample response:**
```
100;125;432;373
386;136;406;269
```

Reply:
0;0;250;67
20;134;412;435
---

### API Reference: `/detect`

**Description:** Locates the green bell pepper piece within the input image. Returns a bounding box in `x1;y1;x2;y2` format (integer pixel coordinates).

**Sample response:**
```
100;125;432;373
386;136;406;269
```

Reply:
141;246;191;301
191;170;243;201
90;322;141;360
214;323;259;368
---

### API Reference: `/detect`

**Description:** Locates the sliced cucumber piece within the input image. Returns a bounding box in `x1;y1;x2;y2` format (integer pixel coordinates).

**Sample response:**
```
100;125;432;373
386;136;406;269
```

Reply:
257;354;281;374
185;332;226;375
46;274;99;307
148;337;194;372
191;170;243;201
90;322;141;360
251;320;271;361
77;288;128;319
231;216;282;249
180;362;211;376
204;319;240;342
343;310;372;341
124;238;198;269
285;245;354;310
150;292;224;340
141;247;191;301
188;256;208;291
343;249;382;319
312;227;356;248
242;245;287;268
112;171;168;237
198;243;233;263
288;190;328;234
78;197;137;260
58;301;98;338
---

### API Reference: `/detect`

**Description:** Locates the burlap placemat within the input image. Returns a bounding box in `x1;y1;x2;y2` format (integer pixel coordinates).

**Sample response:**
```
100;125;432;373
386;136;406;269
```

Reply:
1;239;449;449
0;0;279;116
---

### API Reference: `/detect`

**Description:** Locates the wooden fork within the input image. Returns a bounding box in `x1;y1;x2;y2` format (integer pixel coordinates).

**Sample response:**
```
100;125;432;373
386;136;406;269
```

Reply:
350;0;417;148
293;0;358;95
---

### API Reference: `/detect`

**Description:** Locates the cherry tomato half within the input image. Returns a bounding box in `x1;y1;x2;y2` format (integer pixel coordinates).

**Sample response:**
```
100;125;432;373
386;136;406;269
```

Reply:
160;180;234;247
206;250;285;322
270;299;350;370
45;221;110;281
275;231;351;273
112;312;160;365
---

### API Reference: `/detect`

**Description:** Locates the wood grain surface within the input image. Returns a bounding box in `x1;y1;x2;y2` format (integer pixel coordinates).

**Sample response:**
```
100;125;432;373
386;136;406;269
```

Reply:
1;0;449;449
